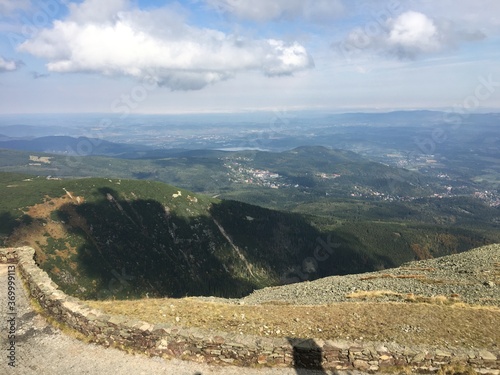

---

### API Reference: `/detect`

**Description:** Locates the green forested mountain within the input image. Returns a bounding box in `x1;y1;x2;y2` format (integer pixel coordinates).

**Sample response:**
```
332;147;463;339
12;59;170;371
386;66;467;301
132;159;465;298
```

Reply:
1;172;498;300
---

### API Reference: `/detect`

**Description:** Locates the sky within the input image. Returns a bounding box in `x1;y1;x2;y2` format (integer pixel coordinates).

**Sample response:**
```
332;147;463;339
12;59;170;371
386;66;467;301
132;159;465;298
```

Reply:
0;0;499;114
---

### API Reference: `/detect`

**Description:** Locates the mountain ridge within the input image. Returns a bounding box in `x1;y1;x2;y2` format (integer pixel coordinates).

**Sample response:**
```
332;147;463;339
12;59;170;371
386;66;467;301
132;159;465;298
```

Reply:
3;172;495;301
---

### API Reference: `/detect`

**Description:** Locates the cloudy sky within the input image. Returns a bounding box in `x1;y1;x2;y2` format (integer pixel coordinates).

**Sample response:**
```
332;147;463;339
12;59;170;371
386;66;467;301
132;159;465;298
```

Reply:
0;0;499;114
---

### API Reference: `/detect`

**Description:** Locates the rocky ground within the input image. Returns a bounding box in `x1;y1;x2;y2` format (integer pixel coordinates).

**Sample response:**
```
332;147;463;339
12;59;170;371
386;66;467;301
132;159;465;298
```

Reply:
240;244;500;306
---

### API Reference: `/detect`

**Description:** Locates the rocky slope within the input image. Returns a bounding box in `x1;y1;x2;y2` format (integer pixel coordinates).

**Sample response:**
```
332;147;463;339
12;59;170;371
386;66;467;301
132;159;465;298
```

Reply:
240;244;500;306
93;244;500;350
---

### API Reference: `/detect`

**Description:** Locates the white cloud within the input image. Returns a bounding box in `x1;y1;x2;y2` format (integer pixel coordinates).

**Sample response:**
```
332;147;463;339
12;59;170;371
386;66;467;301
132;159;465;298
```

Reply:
388;11;440;57
405;0;500;32
0;0;30;15
67;0;129;24
204;0;344;22
339;10;486;60
18;0;314;90
0;56;21;72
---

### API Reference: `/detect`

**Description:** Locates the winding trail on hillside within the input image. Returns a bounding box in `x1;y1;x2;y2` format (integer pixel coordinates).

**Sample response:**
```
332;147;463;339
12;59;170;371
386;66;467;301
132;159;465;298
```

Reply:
0;265;365;375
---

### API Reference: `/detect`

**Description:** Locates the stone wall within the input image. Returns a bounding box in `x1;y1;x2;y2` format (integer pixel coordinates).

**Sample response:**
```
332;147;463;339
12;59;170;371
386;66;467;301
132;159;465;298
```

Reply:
1;247;499;374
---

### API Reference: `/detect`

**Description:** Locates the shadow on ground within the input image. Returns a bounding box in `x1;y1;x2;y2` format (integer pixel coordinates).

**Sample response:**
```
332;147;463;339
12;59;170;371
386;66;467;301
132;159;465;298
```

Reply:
46;187;389;300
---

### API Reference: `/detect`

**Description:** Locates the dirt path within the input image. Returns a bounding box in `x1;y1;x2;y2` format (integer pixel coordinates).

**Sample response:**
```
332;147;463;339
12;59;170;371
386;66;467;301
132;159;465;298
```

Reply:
0;265;365;375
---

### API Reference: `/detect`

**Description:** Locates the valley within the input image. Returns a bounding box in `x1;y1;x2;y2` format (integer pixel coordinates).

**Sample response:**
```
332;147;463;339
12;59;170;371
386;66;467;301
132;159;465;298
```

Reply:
0;111;499;303
0;111;500;298
0;110;499;373
0;169;498;301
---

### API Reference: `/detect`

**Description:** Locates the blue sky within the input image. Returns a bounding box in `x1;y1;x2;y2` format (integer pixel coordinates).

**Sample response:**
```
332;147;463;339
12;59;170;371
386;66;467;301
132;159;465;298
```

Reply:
0;0;499;114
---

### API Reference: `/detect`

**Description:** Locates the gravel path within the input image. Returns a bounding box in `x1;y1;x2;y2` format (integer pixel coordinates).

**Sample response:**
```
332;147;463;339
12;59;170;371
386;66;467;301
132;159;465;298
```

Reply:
0;264;365;375
240;244;500;306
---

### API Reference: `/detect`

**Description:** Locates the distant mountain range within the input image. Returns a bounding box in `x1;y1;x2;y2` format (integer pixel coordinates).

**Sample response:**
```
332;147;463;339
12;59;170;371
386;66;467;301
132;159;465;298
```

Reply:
0;135;151;156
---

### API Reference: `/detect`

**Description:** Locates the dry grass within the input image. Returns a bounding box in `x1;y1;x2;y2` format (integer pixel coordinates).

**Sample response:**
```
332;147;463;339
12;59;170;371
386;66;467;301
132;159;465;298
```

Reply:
359;271;466;287
359;273;426;281
383;365;478;375
400;267;436;272
381;366;413;375
345;290;400;299
405;294;463;305
437;364;478;375
346;289;463;305
87;297;500;348
417;278;456;285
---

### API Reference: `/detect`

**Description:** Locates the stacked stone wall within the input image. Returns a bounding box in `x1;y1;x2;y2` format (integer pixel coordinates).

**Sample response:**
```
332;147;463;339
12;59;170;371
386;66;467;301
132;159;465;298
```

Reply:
1;247;498;374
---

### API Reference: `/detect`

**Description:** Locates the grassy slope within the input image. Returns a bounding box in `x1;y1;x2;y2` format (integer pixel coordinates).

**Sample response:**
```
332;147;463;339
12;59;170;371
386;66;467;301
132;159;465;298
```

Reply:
89;299;500;348
1;172;497;301
0;172;69;243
